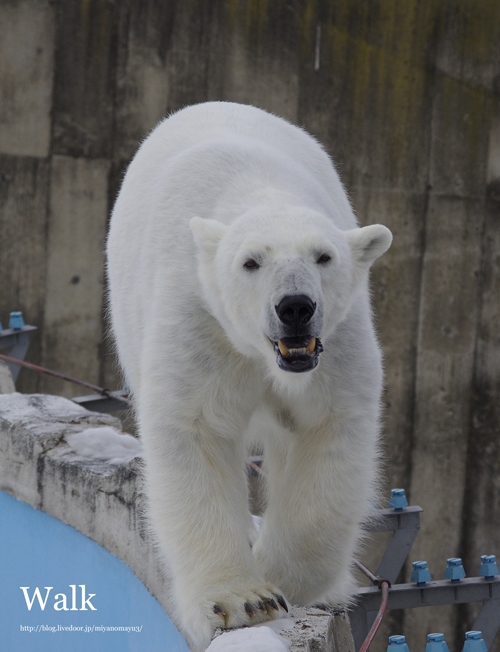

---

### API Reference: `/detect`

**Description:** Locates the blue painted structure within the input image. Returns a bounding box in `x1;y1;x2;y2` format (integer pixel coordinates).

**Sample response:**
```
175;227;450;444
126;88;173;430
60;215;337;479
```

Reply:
444;558;466;583
425;633;450;652
411;561;432;586
387;635;410;652
0;490;189;652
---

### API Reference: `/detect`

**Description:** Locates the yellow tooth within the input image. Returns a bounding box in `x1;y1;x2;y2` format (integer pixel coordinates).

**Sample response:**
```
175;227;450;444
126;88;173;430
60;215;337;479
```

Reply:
307;337;316;354
278;340;289;357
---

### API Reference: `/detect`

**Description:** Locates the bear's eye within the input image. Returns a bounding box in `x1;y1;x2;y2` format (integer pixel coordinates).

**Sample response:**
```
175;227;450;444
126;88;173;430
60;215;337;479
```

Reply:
243;259;260;270
317;253;331;264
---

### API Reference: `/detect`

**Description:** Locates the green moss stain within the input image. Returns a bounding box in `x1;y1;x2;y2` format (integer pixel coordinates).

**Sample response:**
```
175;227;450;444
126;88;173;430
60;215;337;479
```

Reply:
440;75;492;190
219;0;499;188
98;0;109;63
245;0;269;36
226;0;240;31
298;0;318;60
225;0;269;38
80;0;91;39
79;0;110;65
222;0;500;72
456;0;500;68
324;0;440;185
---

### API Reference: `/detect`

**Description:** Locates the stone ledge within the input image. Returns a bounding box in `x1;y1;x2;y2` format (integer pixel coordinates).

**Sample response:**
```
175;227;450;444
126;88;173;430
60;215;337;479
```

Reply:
0;392;173;626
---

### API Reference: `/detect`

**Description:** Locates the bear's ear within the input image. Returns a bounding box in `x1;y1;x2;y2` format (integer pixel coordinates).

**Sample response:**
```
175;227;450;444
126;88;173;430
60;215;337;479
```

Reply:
346;224;393;267
189;216;227;253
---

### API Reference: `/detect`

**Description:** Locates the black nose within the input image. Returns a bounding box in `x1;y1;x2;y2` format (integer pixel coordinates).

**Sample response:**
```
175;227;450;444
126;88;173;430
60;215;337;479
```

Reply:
275;295;316;326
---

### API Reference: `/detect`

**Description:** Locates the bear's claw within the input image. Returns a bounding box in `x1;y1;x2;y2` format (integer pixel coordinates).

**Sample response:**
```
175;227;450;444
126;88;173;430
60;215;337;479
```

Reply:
264;597;279;611
182;582;289;646
213;604;226;616
244;602;255;615
275;594;288;612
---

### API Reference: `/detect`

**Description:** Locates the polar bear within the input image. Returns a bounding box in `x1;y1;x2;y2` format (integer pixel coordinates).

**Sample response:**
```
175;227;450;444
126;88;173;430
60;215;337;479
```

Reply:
106;101;392;649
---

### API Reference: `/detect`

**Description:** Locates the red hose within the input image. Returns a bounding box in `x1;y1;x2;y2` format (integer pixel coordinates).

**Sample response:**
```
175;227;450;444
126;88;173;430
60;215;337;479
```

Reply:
359;580;390;652
354;559;391;651
0;353;133;405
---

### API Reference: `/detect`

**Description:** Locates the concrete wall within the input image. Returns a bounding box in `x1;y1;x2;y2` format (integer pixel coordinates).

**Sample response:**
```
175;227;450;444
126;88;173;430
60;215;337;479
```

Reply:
1;1;499;649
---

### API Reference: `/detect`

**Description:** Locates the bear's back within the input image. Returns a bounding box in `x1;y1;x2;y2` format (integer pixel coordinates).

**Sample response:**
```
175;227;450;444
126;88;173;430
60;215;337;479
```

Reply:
126;102;352;219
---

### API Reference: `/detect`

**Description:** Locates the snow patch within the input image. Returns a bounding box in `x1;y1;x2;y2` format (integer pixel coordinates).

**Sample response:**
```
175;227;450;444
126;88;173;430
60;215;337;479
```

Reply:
65;427;143;465
0;392;91;422
206;620;293;652
0;361;15;394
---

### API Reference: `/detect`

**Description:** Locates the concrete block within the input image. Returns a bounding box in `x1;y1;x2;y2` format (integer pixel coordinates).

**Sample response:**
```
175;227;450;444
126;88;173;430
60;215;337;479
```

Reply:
407;193;484;641
0;392;173;625
0;0;55;157
211;29;299;124
0;362;15;394
41;155;110;397
51;0;119;158
211;606;355;652
298;6;434;192
114;2;174;161
435;3;500;93
461;163;500;631
350;189;426;495
429;75;490;197
281;606;332;651
0;155;50;393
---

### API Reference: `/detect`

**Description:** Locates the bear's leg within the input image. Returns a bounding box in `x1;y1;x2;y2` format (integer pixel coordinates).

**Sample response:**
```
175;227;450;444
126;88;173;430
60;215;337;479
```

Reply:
253;412;378;606
137;394;289;648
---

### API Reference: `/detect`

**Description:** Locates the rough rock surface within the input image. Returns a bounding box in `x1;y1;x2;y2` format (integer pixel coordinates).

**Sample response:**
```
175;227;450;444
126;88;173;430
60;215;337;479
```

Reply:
0;392;173;620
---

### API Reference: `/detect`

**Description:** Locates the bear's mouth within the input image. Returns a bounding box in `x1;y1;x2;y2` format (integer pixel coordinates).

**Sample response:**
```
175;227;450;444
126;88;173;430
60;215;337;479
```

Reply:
271;336;324;373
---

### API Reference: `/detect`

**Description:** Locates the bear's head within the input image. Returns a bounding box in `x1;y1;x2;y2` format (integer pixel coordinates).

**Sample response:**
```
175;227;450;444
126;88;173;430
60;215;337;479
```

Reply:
190;205;392;384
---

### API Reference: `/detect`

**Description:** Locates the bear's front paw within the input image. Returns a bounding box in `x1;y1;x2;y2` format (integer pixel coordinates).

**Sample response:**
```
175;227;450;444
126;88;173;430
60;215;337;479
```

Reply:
178;583;289;649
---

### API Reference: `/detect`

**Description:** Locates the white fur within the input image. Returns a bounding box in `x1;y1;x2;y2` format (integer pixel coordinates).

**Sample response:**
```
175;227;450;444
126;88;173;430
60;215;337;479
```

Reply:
106;102;392;649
